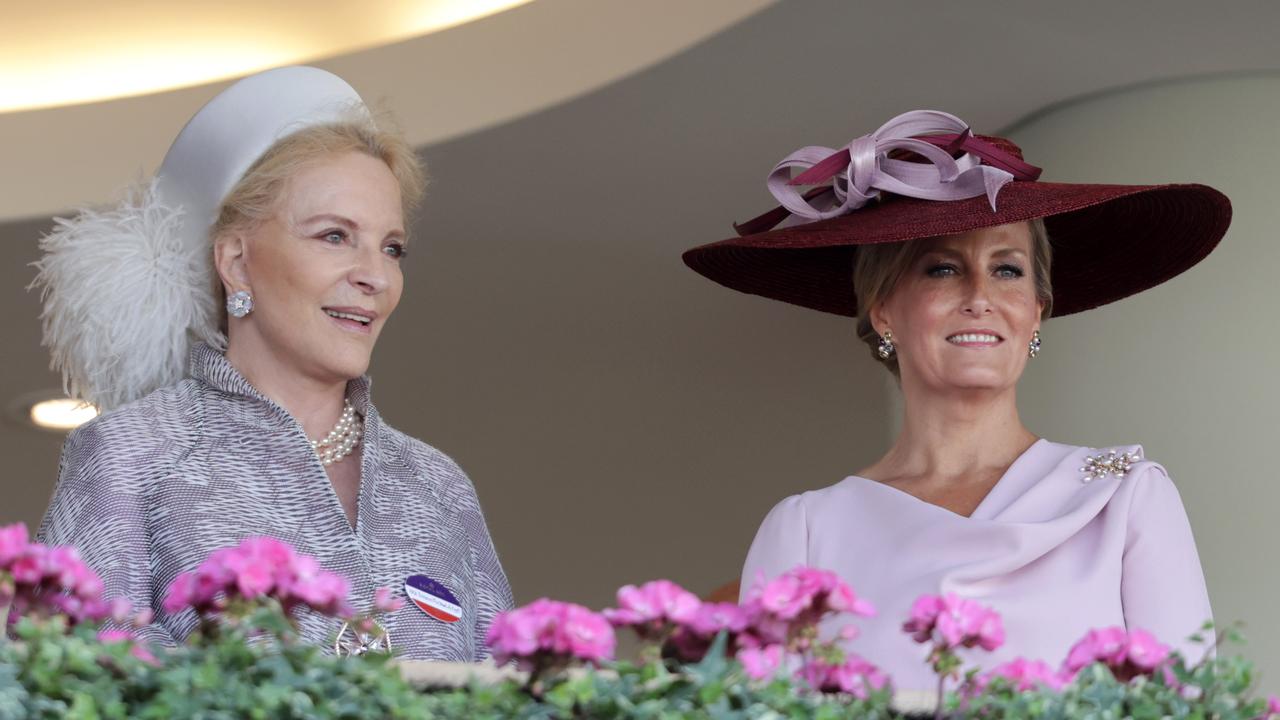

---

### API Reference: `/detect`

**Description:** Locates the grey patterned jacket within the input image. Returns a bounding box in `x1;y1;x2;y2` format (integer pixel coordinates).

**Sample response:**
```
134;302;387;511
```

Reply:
37;342;513;660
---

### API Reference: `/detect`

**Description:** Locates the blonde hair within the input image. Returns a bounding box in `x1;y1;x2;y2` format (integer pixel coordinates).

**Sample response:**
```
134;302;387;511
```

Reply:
210;115;426;329
853;218;1053;376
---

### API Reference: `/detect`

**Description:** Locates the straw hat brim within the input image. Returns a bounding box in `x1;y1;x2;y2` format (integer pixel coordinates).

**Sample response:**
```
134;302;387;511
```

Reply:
681;181;1232;318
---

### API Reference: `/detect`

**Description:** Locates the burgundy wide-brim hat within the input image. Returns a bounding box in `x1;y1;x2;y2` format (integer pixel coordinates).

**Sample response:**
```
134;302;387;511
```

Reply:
682;110;1232;318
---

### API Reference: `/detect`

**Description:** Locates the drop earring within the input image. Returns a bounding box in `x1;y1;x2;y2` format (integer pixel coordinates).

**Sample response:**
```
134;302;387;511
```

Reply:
876;329;896;360
227;290;254;318
1028;330;1042;358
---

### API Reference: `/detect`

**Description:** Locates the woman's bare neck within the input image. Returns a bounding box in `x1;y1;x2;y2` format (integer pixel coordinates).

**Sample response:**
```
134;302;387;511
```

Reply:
224;334;348;442
858;384;1038;486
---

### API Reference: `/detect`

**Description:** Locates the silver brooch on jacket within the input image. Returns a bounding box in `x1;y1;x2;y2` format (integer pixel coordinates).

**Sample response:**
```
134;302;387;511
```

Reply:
1080;449;1142;483
334;619;392;657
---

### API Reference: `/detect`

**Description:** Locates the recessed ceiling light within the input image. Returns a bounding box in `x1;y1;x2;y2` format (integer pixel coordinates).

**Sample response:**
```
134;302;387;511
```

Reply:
28;398;99;431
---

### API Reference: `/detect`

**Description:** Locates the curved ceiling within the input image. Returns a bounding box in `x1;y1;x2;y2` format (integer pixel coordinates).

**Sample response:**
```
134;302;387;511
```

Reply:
0;0;775;222
2;0;534;113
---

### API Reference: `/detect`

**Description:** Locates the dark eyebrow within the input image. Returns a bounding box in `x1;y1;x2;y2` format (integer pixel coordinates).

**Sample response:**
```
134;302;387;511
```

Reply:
301;213;406;241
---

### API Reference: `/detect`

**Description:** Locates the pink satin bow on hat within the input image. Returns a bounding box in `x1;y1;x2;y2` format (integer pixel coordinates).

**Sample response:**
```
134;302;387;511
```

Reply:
735;110;1042;236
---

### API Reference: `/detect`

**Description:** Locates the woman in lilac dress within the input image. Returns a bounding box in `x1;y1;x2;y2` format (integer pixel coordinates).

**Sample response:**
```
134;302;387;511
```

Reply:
32;67;512;659
682;110;1231;689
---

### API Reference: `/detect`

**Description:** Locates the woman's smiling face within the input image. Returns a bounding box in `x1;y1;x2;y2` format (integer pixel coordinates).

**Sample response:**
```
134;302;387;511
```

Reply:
227;150;408;383
871;222;1044;394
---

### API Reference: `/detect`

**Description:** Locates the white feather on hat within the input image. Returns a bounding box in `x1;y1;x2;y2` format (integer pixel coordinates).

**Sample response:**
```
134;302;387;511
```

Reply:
31;178;223;411
29;66;369;412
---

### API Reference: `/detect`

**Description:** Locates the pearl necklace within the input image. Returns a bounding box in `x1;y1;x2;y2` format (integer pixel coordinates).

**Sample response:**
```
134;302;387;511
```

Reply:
311;399;363;466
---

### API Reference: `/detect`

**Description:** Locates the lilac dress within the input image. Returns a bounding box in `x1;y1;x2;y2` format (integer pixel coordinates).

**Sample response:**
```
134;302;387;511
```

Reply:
740;439;1213;690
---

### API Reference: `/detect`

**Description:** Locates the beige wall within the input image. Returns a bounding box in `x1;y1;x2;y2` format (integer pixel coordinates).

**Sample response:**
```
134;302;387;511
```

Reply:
1006;74;1280;678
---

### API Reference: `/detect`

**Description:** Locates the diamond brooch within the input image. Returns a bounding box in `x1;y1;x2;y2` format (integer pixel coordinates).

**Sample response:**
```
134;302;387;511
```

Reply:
334;620;392;657
1080;449;1142;483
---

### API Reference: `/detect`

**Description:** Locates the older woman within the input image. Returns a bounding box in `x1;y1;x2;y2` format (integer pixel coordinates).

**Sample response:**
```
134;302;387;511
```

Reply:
32;66;512;660
682;110;1229;689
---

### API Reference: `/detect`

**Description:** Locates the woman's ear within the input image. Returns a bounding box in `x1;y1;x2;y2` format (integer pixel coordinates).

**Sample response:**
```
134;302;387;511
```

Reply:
213;230;251;294
868;302;891;337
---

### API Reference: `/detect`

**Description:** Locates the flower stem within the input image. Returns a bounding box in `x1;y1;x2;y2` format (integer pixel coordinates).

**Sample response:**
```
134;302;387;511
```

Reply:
935;671;947;720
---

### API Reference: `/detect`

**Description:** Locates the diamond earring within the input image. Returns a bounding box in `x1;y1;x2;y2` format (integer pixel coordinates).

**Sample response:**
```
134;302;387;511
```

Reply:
1028;330;1042;358
876;330;896;360
226;290;254;318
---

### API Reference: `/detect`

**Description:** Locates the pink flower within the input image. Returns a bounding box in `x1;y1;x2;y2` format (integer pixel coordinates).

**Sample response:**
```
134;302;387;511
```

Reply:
797;654;889;698
980;658;1068;693
667;602;751;663
373;587;404;613
903;594;944;642
9;548;44;584
219;536;293;597
603;580;701;632
0;523;29;564
743;566;875;651
689;602;750;636
191;570;227;610
752;567;874;622
1259;695;1280;719
97;628;159;665
162;572;196;614
97;628;133;643
562;603;615;663
902;593;1004;652
739;644;784;680
486;598;616;671
290;571;350;616
0;534;121;626
159;537;352;619
1125;628;1171;670
1063;626;1172;682
758;574;808;620
487;601;546;658
233;562;274;598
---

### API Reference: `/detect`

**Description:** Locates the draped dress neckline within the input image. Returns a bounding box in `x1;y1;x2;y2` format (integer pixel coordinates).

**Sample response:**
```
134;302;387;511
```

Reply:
841;438;1051;521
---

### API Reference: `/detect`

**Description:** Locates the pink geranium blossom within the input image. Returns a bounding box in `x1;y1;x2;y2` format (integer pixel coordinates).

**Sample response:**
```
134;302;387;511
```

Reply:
750;567;875;624
486;598;615;672
1063;627;1171;682
902;592;1004;652
97;628;159;665
739;644;785;680
0;523;28;565
161;536;351;619
797;653;889;698
743;567;875;648
0;522;127;626
602;580;701;636
975;657;1069;693
667;601;751;662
